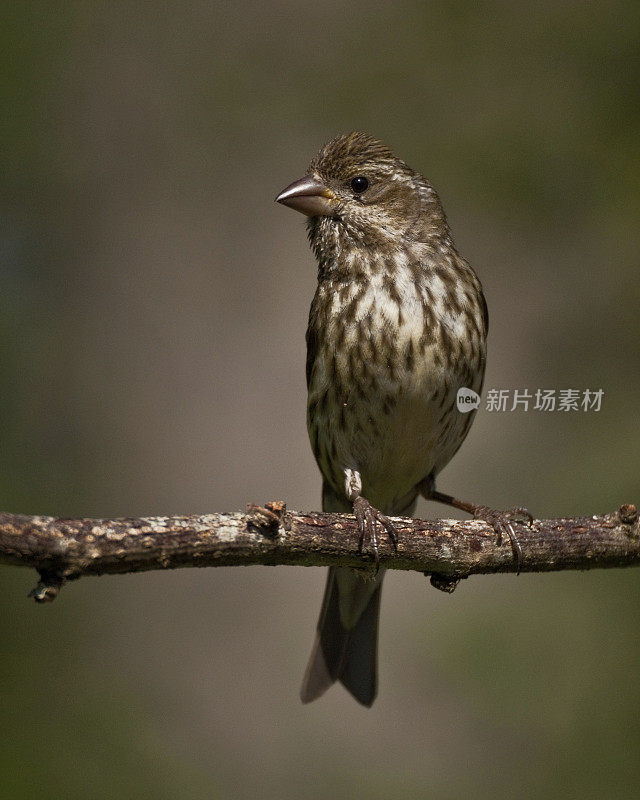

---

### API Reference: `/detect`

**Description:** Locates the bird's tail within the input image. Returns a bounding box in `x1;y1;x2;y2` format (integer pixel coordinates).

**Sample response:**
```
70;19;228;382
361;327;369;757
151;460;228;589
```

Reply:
300;481;417;706
300;565;384;706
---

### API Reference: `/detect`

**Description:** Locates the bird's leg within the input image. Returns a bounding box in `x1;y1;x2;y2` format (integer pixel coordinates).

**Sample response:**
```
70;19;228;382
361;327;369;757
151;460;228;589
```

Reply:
420;477;532;573
345;469;398;567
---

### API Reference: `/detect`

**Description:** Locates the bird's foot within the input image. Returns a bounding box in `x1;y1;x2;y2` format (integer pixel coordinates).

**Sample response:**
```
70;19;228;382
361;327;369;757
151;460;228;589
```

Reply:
472;505;533;573
353;496;398;568
421;483;533;574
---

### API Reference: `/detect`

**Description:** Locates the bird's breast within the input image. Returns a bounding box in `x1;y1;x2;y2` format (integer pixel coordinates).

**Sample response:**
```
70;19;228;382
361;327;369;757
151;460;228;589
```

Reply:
306;255;486;508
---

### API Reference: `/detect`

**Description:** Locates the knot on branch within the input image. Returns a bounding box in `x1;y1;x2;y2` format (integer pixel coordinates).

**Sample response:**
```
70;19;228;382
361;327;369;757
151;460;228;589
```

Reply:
618;504;638;528
28;572;65;604
246;501;287;536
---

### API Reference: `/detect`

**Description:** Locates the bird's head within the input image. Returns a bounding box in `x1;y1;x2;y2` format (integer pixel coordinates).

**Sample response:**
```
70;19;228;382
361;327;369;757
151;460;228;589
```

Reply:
276;132;449;251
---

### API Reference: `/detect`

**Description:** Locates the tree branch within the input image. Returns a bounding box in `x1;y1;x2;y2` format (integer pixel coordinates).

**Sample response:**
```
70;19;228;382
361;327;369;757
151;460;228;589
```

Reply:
0;501;638;602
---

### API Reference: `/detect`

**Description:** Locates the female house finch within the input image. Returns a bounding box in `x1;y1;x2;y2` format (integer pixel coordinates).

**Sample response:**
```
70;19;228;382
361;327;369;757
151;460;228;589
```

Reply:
276;132;529;707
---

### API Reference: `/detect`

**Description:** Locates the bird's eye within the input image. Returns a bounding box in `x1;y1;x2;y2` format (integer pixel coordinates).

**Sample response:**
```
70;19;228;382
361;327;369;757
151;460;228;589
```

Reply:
350;176;369;194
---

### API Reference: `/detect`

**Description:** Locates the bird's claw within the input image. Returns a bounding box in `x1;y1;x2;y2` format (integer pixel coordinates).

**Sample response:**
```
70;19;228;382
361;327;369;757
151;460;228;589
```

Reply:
505;506;534;527
353;496;398;569
472;505;533;574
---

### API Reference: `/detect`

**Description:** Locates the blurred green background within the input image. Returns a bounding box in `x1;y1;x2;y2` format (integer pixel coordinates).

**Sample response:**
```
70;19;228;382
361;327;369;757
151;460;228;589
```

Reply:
1;2;639;798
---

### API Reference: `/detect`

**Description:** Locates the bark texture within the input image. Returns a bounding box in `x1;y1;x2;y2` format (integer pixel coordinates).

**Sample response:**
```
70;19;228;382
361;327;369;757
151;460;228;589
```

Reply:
0;501;638;602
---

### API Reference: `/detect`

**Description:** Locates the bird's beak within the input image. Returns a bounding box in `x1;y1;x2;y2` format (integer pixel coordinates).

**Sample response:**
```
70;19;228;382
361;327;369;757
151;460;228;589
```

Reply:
275;175;337;217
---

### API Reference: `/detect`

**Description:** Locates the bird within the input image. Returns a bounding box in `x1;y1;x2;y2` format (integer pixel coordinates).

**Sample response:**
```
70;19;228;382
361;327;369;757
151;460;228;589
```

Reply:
276;132;530;707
